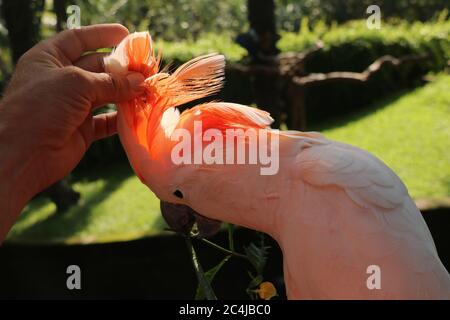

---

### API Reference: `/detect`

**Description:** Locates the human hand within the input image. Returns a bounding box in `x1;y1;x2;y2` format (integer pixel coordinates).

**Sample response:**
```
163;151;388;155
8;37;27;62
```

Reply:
0;24;145;241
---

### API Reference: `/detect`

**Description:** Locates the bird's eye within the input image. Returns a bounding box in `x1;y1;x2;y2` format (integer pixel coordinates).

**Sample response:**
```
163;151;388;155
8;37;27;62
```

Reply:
173;189;184;199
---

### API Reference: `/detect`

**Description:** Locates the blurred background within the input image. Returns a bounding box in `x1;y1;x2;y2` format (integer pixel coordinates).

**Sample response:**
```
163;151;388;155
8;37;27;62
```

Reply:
0;0;449;299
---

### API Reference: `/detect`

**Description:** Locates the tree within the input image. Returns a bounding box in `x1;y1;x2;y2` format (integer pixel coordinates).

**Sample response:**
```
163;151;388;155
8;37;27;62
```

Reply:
236;0;283;128
53;0;70;32
0;0;44;63
248;0;280;57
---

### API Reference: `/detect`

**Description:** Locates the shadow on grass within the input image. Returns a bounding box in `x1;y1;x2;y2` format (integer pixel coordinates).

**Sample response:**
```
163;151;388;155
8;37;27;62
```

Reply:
9;165;133;243
446;178;450;197
308;82;428;132
71;159;132;183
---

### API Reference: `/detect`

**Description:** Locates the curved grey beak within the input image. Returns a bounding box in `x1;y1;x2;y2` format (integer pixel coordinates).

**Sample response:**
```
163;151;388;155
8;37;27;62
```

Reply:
160;201;222;238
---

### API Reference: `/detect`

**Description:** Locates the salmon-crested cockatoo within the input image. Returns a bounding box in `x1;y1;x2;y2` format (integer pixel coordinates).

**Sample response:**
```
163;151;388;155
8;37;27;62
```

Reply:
105;32;450;299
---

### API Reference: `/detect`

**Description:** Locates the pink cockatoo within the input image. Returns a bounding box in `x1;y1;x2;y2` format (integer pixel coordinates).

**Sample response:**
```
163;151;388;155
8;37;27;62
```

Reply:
105;32;450;299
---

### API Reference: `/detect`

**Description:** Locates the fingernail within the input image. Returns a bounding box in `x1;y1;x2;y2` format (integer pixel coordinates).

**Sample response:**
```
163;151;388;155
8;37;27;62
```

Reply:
126;72;146;93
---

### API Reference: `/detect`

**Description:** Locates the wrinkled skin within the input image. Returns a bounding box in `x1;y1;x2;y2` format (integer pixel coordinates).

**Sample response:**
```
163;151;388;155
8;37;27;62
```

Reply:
0;24;145;242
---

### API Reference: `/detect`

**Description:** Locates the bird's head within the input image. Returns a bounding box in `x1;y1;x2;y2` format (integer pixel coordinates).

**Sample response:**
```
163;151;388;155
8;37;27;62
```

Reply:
104;31;226;237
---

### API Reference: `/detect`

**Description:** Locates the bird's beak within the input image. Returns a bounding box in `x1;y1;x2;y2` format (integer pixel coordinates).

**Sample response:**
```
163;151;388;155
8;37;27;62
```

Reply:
160;201;222;238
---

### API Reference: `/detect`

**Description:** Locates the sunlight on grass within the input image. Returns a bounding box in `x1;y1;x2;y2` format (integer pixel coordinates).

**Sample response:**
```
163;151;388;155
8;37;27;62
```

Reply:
7;167;165;244
319;73;450;199
71;175;163;243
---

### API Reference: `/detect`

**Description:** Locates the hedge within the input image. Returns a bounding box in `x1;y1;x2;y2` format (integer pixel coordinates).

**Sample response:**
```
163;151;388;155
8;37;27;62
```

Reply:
158;18;450;71
278;18;450;73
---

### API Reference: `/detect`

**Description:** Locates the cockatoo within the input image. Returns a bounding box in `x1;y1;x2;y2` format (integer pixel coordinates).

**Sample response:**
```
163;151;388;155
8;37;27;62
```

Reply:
105;32;450;299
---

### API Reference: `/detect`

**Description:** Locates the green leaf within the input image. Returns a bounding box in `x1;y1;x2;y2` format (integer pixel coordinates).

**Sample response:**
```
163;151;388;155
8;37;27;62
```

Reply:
185;237;217;300
247;272;264;289
244;238;270;275
227;224;235;251
195;255;231;300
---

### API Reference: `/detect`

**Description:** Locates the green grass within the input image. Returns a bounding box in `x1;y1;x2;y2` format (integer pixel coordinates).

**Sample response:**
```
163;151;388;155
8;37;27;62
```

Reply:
6;74;450;245
314;73;450;200
6;165;165;244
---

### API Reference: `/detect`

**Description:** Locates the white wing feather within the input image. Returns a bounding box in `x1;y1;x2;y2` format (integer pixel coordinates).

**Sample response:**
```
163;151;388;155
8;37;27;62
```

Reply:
284;137;450;298
296;140;434;241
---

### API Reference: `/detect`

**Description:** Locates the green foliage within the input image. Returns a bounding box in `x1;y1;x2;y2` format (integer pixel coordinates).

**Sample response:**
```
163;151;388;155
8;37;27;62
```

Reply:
71;0;447;37
244;234;271;299
156;32;246;64
1;0;45;63
73;0;247;41
0;21;11;89
195;255;230;300
186;236;217;300
276;0;448;30
193;230;271;300
244;240;270;276
278;18;450;73
154;18;449;72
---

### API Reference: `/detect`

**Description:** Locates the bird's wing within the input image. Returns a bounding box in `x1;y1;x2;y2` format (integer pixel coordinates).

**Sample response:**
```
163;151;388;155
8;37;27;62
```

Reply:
181;102;274;132
289;138;450;298
298;140;407;209
295;138;437;252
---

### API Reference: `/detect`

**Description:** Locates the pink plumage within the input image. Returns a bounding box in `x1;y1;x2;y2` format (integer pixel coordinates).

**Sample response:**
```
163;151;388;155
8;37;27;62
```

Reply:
105;32;450;299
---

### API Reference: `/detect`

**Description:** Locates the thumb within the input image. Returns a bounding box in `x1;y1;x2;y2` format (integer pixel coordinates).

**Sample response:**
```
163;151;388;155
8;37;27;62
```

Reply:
88;71;146;107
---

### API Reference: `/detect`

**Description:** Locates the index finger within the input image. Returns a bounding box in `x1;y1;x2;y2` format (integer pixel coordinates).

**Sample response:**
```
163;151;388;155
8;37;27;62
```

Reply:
44;24;129;63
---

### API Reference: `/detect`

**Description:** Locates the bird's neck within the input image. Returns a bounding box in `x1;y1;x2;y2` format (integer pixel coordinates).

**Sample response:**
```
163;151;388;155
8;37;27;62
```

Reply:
184;166;284;239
